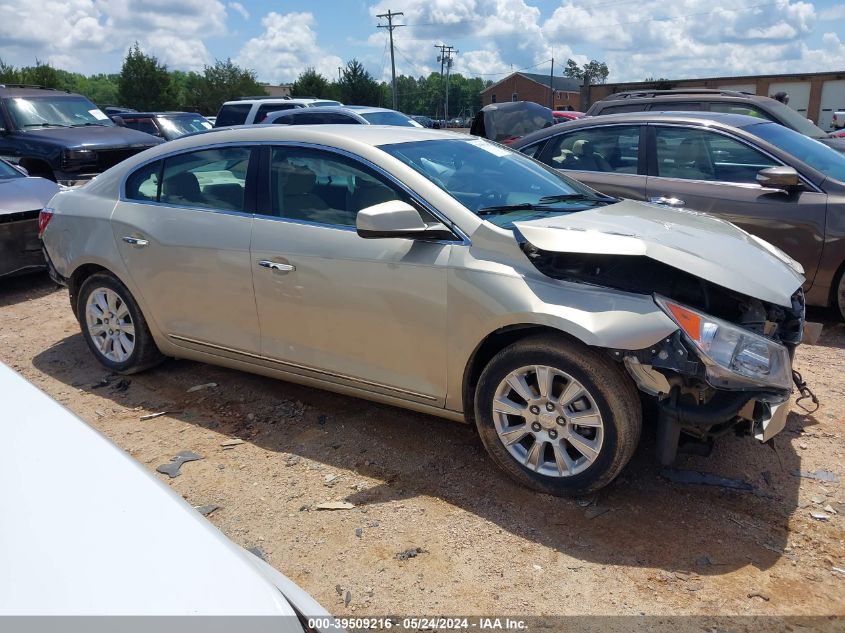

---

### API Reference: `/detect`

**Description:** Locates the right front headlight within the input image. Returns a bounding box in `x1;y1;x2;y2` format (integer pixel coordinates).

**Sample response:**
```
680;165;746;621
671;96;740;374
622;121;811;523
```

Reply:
655;296;792;391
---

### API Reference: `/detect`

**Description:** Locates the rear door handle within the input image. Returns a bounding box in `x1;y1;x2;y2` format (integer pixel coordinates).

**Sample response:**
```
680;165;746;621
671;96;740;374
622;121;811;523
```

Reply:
258;260;295;273
648;196;685;207
122;236;149;247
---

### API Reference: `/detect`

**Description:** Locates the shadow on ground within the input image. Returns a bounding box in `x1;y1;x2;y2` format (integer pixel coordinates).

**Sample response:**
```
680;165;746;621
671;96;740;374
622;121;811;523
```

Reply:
0;272;58;308
31;327;810;578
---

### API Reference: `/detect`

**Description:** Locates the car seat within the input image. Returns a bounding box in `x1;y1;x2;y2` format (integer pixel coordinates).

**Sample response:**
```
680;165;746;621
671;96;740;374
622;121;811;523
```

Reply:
670;138;712;180
571;139;611;171
162;172;204;205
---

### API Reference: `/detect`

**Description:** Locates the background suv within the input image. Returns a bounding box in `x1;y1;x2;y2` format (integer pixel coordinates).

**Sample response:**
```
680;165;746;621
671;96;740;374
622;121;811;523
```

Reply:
0;85;163;185
264;106;421;127
214;97;343;127
112;111;212;140
586;89;845;153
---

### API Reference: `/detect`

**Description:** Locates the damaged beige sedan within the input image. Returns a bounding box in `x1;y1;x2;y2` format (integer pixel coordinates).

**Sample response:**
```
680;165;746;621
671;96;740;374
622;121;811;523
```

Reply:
41;125;809;495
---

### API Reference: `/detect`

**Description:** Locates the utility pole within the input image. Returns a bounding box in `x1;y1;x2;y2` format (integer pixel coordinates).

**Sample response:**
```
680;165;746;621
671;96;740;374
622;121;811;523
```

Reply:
377;10;404;110
337;66;342;83
549;57;554;109
435;44;456;124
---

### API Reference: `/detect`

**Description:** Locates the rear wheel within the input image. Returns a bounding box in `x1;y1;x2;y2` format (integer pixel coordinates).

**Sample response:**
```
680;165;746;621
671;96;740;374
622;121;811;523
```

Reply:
474;333;642;496
77;272;164;374
835;267;845;322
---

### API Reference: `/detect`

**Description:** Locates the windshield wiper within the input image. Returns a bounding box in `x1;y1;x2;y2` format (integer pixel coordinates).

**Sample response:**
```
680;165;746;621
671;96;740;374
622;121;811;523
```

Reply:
538;193;616;203
23;123;70;128
71;122;109;127
478;193;616;215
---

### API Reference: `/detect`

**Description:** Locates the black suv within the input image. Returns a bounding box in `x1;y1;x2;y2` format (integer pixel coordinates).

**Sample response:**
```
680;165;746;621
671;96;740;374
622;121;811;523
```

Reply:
585;89;845;153
0;85;163;185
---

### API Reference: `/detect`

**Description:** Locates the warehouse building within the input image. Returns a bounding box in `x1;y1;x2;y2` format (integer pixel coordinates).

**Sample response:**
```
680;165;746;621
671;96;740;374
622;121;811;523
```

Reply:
480;72;583;111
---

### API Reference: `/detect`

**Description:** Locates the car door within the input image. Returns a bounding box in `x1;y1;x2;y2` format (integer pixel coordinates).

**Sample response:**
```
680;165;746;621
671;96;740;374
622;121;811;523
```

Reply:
111;145;262;355
250;145;453;406
535;124;647;199
645;124;827;285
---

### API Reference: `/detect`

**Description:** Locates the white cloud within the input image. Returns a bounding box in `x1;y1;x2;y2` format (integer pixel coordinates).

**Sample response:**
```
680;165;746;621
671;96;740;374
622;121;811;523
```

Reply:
0;0;226;72
228;2;249;20
235;12;343;84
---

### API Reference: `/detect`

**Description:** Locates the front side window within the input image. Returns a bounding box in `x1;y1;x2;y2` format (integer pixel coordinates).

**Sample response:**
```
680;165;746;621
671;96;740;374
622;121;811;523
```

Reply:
123;118;160;136
157;115;212;138
541;125;640;174
748;121;845;182
159;147;251;211
709;102;774;121
5;96;114;129
654;127;778;183
269;147;415;227
648;102;702;112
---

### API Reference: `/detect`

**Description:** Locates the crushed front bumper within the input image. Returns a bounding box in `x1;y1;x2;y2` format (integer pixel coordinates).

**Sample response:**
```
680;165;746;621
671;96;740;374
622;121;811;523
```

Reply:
0;214;45;278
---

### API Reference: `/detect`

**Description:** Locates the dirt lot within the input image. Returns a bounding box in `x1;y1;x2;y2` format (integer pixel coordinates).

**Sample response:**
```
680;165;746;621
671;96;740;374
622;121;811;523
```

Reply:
2;273;844;617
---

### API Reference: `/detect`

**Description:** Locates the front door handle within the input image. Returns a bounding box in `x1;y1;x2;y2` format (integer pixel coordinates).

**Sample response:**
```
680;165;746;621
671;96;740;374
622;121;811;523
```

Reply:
122;236;149;247
648;196;685;207
258;260;296;273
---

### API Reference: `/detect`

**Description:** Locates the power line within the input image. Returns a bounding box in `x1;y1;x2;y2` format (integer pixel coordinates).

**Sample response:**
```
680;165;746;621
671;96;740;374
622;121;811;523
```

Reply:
377;9;404;110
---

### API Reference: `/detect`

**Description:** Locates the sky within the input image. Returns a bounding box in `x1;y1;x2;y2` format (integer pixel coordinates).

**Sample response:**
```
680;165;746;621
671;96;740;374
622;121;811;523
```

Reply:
1;0;844;84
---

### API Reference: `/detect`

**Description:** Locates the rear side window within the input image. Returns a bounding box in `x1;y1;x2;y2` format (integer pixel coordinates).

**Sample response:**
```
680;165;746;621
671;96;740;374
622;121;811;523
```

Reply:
158;147;252;211
124;118;159;136
647;102;703;112
595;104;646;115
214;103;251;127
255;103;299;122
291;112;329;125
709;103;775;121
125;160;161;201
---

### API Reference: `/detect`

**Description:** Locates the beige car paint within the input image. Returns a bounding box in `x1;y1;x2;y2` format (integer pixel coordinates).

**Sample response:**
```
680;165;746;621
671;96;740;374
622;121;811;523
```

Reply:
42;125;798;423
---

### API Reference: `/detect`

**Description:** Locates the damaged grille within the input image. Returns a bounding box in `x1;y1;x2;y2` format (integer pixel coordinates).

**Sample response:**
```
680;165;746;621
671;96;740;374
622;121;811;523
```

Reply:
0;209;40;224
521;246;804;347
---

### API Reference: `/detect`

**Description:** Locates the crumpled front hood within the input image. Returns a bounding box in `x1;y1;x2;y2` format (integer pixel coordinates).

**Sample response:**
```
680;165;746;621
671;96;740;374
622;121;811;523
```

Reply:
513;199;804;307
0;177;59;215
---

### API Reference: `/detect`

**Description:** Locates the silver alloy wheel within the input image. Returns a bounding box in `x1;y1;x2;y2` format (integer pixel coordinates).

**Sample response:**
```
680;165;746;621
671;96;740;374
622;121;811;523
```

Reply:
85;287;136;363
492;365;604;477
838;273;845;320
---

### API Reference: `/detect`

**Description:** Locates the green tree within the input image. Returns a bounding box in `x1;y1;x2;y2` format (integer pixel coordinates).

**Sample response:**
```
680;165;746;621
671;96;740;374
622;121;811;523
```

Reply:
0;58;19;84
338;59;381;106
184;58;263;115
564;59;610;85
117;43;176;110
291;68;332;98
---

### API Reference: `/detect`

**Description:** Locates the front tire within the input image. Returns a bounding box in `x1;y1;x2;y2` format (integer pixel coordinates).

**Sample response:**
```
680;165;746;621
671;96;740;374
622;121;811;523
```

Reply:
77;272;164;374
474;333;642;496
834;267;845;323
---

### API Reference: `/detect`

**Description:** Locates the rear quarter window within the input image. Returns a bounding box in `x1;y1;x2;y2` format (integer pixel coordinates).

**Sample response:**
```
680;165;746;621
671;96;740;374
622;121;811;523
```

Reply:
214;103;251;127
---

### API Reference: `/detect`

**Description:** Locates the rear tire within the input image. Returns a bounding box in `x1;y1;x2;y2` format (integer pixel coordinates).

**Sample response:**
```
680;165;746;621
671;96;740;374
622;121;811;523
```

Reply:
77;272;164;374
834;267;845;323
474;333;642;496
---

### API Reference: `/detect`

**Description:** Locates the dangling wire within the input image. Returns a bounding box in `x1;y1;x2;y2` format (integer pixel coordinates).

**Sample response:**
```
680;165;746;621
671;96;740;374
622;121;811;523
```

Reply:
793;369;819;413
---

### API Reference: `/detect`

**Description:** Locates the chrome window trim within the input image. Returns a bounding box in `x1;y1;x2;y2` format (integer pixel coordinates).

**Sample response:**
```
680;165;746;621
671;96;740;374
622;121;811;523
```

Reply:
118;140;471;244
648;122;824;194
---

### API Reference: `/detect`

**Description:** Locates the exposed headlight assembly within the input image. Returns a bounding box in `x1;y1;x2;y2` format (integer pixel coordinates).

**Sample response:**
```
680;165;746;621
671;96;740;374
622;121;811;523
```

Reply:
655;296;792;391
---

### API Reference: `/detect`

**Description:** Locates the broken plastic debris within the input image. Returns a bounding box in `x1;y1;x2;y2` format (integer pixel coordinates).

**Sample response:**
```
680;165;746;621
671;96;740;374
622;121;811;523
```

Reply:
195;504;220;516
220;438;245;448
140;411;174;421
810;511;830;521
187;382;217;393
661;468;756;491
156;450;202;478
795;469;839;482
315;501;355;510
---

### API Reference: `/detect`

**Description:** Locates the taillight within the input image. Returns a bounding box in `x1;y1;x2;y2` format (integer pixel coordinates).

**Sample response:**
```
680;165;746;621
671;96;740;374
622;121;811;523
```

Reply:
37;208;54;238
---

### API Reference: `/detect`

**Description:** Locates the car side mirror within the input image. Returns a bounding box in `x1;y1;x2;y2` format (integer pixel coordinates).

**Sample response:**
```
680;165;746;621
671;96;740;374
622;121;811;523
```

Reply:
14;164;29;176
757;166;801;190
356;200;456;241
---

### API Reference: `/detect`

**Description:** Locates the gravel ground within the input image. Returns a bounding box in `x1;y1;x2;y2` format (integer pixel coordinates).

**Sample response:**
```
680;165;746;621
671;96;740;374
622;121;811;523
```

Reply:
1;273;844;617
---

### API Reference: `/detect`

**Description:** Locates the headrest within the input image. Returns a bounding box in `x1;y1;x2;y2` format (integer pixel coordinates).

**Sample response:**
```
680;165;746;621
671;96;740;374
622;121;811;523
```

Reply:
278;165;317;195
572;139;593;156
163;171;201;200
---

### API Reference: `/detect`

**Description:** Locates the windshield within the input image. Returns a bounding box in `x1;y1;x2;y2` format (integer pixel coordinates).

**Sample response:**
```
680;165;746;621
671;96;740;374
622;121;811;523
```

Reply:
0;160;24;179
6;96;114;129
379;138;609;227
158;115;213;139
764;99;827;139
748;121;845;183
361;111;421;127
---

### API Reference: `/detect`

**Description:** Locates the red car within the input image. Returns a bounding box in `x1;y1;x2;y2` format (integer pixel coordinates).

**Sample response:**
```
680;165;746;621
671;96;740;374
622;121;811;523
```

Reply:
553;110;585;124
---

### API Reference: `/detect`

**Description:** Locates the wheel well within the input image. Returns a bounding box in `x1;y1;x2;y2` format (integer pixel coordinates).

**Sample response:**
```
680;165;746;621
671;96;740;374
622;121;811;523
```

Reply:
19;158;55;181
462;324;572;426
68;264;108;319
830;258;845;308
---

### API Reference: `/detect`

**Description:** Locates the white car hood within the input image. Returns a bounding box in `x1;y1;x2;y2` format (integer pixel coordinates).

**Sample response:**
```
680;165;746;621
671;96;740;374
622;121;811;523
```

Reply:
0;363;323;621
513;200;805;307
